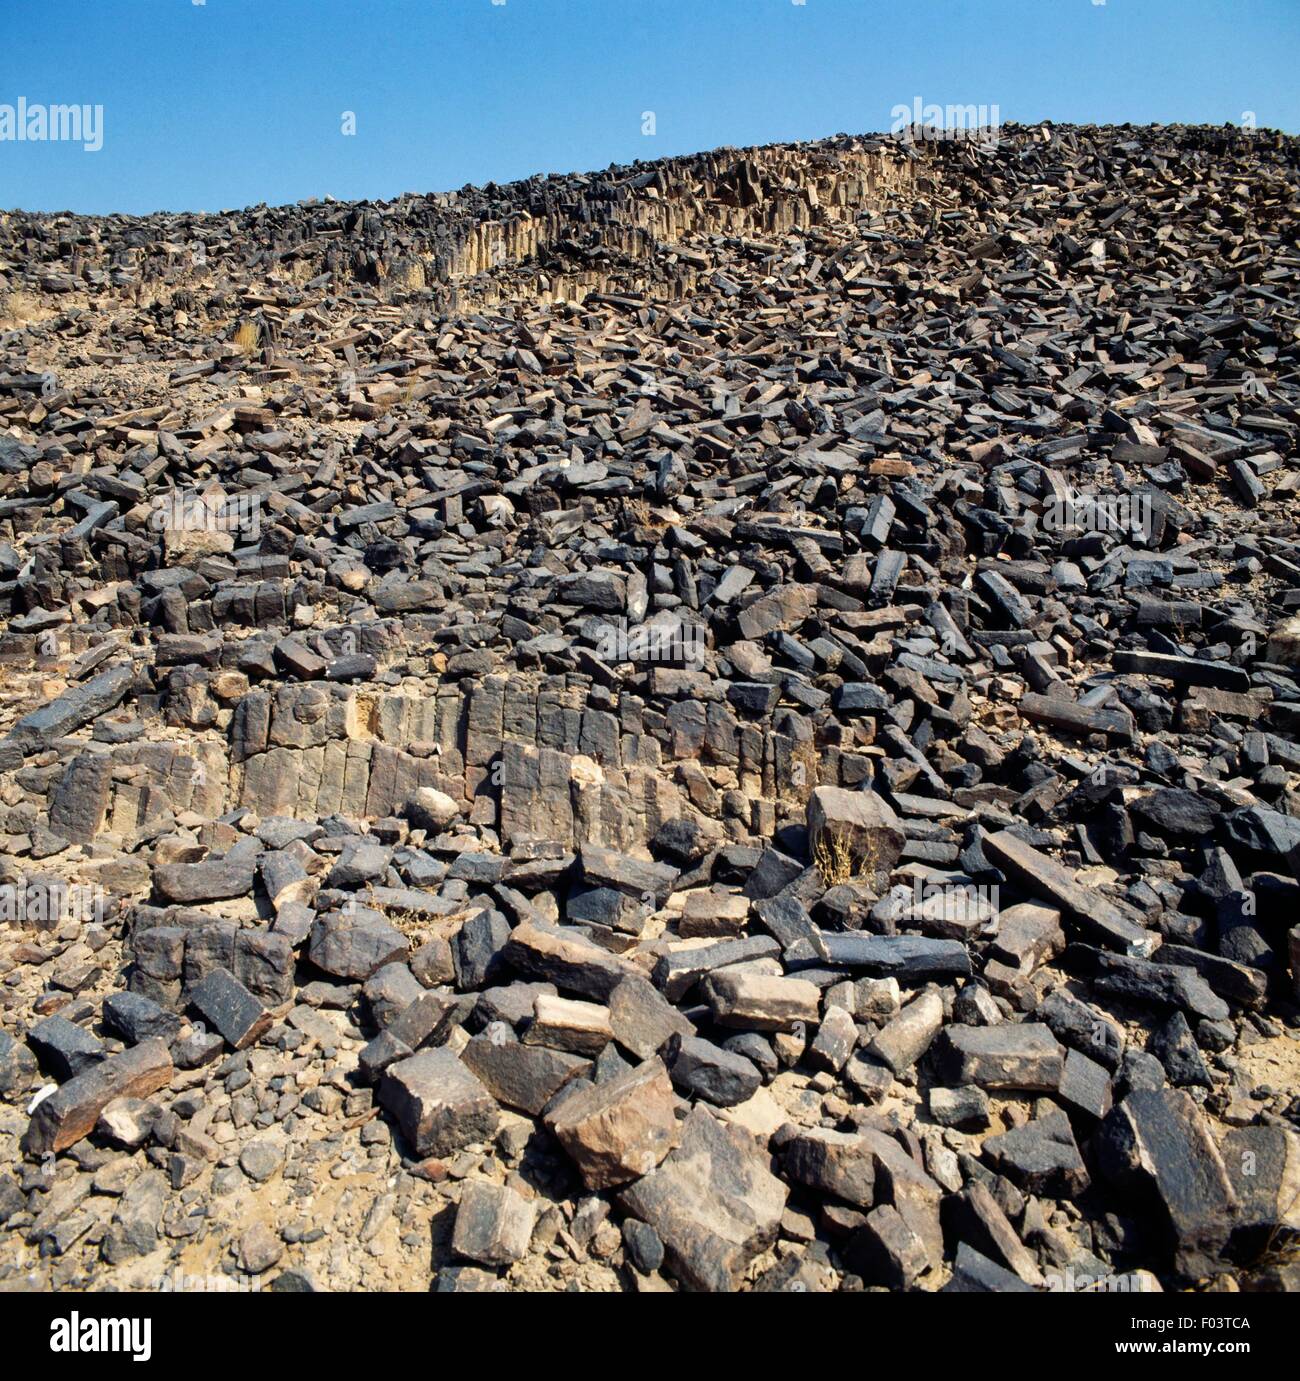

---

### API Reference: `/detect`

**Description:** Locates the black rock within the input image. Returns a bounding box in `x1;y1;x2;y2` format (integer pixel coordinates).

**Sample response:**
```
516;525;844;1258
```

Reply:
621;1218;665;1273
102;992;183;1046
188;968;273;1051
1148;1011;1213;1090
665;1033;761;1107
28;1015;105;1081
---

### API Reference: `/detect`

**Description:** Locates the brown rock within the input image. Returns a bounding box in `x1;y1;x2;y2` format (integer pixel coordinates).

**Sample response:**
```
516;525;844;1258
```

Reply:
546;1057;679;1189
24;1039;173;1156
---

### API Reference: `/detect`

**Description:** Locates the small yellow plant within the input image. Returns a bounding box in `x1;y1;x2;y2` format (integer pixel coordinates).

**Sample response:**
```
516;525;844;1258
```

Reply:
384;907;429;941
624;496;666;534
813;827;858;887
233;321;260;356
0;290;45;329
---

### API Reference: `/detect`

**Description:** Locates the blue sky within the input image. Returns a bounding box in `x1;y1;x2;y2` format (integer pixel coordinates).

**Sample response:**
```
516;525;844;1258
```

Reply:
1;0;1297;215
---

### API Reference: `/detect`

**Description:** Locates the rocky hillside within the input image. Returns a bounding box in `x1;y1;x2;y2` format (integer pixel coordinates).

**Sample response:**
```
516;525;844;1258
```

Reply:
0;122;1298;1294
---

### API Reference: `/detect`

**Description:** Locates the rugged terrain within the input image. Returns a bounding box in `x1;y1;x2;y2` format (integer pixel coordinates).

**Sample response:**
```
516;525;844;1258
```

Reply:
0;122;1298;1294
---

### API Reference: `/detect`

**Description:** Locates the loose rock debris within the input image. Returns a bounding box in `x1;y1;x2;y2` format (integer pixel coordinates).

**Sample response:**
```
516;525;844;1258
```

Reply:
0;123;1298;1294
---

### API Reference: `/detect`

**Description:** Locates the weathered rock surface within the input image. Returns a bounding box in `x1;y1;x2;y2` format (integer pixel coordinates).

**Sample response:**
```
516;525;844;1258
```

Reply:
379;1049;499;1158
620;1106;788;1291
24;1041;174;1156
547;1057;679;1189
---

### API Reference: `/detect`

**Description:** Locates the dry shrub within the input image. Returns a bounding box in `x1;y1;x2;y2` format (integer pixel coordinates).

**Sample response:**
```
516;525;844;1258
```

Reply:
623;496;666;534
383;906;429;941
233;321;260;356
0;290;47;328
813;827;858;887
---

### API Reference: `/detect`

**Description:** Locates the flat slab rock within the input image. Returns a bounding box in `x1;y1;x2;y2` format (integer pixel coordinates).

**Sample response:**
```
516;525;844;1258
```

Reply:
703;968;821;1032
620;1104;788;1292
1096;1087;1239;1278
502;920;635;1000
1222;1126;1300;1237
936;1023;1065;1093
189;967;272;1051
982;829;1157;957
461;1028;591;1116
154;858;256;904
24;1039;173;1156
811;934;972;981
607;974;696;1060
6;662;133;749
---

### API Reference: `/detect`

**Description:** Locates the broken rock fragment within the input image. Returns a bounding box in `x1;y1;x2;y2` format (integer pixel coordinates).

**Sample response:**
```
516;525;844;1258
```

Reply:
380;1048;499;1158
452;1181;537;1268
666;1034;762;1107
807;785;905;874
779;1126;875;1209
522;994;613;1056
188;968;273;1050
6;662;134;750
309;911;408;982
461;1027;591;1116
620;1105;788;1291
24;1039;173;1156
547;1057;679;1190
703;969;820;1032
867;988;944;1075
983;1109;1090;1198
936;1023;1065;1093
1095;1088;1238;1277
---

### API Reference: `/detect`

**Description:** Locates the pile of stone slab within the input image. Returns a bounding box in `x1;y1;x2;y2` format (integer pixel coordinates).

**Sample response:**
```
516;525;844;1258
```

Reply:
0;122;1297;1294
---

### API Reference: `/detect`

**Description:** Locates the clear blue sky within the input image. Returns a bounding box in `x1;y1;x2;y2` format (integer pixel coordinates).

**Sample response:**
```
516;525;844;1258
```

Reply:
2;0;1297;215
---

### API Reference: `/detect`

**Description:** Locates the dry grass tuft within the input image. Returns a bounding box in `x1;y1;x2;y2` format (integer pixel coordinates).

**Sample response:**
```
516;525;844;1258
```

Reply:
813;827;858;887
623;496;667;534
233;320;260;356
384;906;430;941
0;290;49;329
